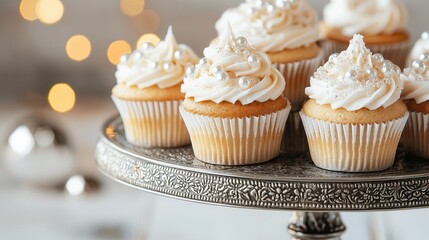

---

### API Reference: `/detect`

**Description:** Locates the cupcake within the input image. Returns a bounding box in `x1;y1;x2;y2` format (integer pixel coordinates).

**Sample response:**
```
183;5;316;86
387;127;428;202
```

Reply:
301;34;409;172
180;24;291;165
112;26;199;147
215;0;322;110
401;56;429;158
406;32;429;67
321;0;410;68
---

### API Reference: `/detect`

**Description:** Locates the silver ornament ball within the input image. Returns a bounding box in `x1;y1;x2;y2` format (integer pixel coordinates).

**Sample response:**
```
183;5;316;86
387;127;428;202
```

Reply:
2;117;75;187
248;54;261;66
236;37;248;47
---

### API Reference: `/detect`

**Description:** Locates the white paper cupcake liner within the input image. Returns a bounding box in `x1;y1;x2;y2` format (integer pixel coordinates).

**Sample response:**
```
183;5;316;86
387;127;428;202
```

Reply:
300;111;409;172
273;53;322;111
322;39;410;68
403;111;429;159
112;96;190;148
180;104;291;165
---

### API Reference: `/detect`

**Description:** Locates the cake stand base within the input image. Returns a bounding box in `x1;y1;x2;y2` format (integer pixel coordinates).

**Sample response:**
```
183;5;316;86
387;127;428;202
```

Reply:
288;212;346;240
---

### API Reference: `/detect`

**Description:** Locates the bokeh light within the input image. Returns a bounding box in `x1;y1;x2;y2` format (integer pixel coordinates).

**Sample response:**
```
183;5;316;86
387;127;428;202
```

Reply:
120;0;145;17
66;35;91;61
36;0;64;24
19;0;39;21
137;33;160;48
48;83;76;113
107;40;132;65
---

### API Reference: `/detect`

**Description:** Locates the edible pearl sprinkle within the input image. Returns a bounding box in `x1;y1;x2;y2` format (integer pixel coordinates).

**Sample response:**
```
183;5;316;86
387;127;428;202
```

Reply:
141;42;154;50
238;76;250;89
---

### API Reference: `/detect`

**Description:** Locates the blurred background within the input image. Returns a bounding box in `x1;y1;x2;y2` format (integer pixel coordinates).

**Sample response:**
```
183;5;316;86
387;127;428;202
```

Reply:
1;0;429;239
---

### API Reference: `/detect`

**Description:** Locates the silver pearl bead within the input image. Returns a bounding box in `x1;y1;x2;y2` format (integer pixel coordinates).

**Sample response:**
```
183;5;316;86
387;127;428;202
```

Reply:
236;37;248;47
141;42;154;50
276;0;290;9
328;53;339;62
366;68;378;79
133;51;144;61
345;70;357;79
372;53;384;63
238;77;251;89
412;60;426;74
266;4;275;13
288;0;299;8
419;53;429;62
382;60;394;71
120;54;130;64
216;72;229;82
163;62;174;72
248;54;261;66
422;31;429;40
394;65;401;74
174;50;184;60
210;65;224;75
186;65;196;77
246;7;257;15
242;49;251;57
148;61;159;70
199;57;209;66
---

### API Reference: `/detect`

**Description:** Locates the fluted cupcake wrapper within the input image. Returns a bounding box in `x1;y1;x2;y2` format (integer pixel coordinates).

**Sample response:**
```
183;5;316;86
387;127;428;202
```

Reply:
403;111;429;159
273;53;322;111
180;104;291;166
112;96;190;148
300;111;409;172
322;39;410;68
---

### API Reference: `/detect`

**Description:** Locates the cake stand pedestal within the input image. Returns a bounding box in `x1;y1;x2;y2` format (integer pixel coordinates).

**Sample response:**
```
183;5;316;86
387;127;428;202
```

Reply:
95;116;429;240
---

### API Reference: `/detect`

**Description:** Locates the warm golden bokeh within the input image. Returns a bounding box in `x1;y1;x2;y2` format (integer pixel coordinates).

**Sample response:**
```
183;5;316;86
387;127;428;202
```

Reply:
19;0;39;21
136;33;160;48
107;40;132;65
120;0;145;16
48;83;76;113
36;0;64;24
66;35;92;61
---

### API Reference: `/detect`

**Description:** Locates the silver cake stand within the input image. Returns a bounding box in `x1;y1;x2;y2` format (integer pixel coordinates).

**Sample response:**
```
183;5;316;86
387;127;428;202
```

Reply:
95;116;429;240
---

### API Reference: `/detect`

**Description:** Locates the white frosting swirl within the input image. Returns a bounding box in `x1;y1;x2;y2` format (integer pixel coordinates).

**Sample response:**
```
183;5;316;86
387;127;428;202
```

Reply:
306;34;403;111
115;26;199;89
215;0;319;52
401;62;429;104
181;24;285;105
324;0;408;36
407;32;429;67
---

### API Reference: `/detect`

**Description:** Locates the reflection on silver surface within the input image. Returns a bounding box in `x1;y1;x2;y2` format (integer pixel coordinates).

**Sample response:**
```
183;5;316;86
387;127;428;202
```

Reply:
2;117;75;186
